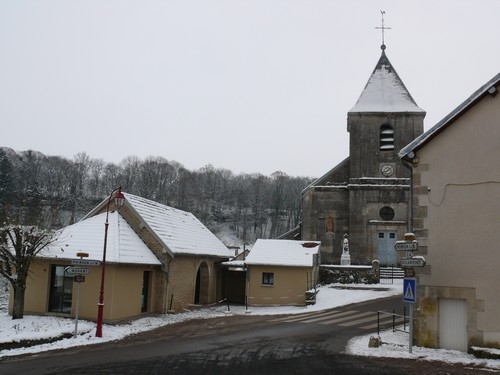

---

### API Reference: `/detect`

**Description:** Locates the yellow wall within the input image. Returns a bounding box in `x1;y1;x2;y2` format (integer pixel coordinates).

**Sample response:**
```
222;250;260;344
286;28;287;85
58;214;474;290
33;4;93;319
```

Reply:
15;259;162;322
247;265;318;306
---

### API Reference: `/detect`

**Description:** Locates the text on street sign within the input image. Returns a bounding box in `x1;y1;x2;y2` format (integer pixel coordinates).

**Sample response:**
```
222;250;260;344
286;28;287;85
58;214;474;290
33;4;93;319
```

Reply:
65;267;89;275
401;258;426;267
71;259;102;267
394;240;418;251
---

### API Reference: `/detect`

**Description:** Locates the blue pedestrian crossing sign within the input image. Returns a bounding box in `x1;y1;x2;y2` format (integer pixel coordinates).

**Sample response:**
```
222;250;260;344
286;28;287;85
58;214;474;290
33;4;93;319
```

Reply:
403;278;416;303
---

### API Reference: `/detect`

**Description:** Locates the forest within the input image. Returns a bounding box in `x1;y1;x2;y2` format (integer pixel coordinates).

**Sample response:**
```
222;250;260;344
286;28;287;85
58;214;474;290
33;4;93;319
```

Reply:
0;147;314;246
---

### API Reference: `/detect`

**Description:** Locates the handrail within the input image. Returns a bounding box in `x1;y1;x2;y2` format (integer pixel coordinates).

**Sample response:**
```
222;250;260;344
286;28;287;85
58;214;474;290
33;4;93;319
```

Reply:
377;308;408;336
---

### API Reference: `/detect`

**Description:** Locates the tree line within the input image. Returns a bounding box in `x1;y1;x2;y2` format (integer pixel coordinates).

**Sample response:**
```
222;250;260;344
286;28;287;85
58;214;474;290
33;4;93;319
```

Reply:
0;147;314;245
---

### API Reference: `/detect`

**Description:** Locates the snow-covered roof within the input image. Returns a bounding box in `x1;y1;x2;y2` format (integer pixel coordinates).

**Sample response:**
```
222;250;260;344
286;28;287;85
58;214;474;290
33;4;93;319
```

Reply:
400;72;500;159
41;212;161;265
121;193;232;258
245;239;320;267
349;47;424;114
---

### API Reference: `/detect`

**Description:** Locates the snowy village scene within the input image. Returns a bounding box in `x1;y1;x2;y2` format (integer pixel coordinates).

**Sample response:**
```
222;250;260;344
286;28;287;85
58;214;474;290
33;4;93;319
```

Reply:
1;1;500;374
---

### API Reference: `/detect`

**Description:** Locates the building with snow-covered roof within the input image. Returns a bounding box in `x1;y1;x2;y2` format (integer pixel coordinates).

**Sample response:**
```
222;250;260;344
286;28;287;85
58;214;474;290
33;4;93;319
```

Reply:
281;43;425;267
245;239;320;306
15;192;233;322
400;72;500;352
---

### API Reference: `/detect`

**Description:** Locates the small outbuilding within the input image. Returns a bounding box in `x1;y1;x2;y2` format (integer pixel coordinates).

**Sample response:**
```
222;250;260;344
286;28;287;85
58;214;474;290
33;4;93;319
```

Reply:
245;239;320;306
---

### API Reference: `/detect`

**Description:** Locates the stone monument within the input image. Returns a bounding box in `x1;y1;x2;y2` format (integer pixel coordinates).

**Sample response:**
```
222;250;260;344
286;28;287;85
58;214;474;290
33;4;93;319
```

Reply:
341;233;351;266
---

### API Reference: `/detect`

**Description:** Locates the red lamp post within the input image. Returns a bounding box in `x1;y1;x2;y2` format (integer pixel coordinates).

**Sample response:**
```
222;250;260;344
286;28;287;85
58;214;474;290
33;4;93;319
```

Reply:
95;186;125;338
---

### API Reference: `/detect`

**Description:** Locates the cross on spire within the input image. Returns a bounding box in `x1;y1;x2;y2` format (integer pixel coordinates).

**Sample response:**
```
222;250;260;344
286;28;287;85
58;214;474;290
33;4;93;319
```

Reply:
375;10;391;49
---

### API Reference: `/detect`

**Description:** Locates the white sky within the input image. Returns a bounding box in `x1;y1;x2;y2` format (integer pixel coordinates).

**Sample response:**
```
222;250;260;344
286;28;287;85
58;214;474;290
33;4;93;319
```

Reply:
1;1;500;177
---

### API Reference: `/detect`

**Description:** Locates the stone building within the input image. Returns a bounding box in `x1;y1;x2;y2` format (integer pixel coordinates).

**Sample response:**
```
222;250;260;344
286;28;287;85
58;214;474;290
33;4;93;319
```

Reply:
399;72;500;352
284;44;425;265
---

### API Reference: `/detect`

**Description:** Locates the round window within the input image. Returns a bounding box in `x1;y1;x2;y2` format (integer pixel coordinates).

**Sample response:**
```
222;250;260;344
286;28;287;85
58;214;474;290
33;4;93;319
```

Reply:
379;206;395;221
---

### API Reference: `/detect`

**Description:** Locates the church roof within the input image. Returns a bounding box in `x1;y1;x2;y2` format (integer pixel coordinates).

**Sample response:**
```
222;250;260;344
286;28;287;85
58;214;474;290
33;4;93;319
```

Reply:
349;46;425;114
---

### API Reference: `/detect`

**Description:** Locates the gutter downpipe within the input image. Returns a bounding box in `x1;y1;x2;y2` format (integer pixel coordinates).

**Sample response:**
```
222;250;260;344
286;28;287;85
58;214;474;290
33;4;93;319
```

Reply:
401;152;415;233
402;151;415;354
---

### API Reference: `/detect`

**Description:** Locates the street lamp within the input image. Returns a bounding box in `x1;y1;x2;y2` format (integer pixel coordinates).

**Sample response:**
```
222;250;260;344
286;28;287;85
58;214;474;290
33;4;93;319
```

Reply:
95;186;125;337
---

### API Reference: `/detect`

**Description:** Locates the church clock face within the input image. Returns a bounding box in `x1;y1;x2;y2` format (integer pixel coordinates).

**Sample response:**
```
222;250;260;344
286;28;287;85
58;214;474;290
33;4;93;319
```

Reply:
381;164;394;177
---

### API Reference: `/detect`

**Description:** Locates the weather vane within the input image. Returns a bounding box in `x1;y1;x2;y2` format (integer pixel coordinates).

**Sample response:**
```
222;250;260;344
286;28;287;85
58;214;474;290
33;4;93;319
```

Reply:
375;10;391;48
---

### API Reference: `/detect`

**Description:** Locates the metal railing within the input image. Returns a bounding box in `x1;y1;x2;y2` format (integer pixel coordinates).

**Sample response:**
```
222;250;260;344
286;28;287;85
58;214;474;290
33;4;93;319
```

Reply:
379;265;405;284
377;308;408;336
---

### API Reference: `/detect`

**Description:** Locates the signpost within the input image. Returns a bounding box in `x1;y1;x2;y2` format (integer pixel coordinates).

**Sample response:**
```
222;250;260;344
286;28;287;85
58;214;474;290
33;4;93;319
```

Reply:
404;267;415;278
73;275;86;283
394;240;418;251
396;233;420;354
401;257;426;268
403;278;416;303
65;267;89;275
66;252;97;338
71;259;102;267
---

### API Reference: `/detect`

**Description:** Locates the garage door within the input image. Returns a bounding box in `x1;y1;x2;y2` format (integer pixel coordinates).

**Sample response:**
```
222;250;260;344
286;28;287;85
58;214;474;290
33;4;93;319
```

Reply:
439;298;467;352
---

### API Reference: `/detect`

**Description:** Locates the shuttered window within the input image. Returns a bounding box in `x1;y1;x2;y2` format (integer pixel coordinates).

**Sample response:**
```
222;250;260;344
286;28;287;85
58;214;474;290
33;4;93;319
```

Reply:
380;124;394;150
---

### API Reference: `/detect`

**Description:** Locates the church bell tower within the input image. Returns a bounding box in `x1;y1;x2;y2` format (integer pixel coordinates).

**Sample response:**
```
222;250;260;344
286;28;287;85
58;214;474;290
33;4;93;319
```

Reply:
296;13;425;266
346;42;425;264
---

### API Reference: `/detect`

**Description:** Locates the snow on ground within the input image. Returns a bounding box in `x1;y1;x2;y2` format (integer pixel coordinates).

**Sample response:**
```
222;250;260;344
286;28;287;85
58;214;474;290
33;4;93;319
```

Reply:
347;330;500;371
0;277;499;371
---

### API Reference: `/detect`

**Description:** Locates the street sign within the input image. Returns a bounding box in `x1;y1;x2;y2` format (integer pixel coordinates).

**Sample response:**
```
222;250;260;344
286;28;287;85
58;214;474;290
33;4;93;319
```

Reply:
394;240;418;251
403;278;417;303
401;257;426;268
65;267;89;275
73;275;86;283
404;267;415;278
71;259;102;267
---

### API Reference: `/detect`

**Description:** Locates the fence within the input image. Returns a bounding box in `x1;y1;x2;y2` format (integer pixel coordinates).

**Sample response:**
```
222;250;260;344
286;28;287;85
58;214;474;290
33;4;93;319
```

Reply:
379;266;405;284
377;308;408;336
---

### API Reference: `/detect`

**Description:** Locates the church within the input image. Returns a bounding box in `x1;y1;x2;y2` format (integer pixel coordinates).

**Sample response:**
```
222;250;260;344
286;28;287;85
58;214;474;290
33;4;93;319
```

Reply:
282;42;425;266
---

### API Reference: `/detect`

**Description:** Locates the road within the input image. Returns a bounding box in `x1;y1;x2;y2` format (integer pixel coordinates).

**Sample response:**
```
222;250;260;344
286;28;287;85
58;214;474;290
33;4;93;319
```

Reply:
0;296;489;375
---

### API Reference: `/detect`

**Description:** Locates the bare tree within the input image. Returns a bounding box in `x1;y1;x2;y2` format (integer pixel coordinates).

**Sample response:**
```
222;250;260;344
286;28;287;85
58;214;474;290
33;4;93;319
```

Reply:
0;225;57;319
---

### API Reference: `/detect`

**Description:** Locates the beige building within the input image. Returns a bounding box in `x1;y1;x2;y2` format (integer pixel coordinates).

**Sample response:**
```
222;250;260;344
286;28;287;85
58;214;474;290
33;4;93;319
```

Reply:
245;239;320;306
400;73;500;351
12;192;233;322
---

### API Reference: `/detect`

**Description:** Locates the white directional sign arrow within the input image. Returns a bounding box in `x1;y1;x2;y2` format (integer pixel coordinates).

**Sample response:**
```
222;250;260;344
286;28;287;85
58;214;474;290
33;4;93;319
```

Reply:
394;240;418;251
401;256;426;268
65;267;89;275
71;259;102;267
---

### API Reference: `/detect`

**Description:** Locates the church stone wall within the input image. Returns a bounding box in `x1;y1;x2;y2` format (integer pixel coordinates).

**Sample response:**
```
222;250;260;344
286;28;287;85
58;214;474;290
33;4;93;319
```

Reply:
301;186;349;264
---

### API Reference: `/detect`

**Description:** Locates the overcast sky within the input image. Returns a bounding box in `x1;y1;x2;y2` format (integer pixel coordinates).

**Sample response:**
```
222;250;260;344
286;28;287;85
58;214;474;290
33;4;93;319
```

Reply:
1;1;499;177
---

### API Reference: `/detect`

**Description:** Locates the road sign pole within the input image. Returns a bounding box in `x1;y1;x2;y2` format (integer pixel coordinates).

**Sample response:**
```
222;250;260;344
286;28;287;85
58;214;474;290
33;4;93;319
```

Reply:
74;280;81;338
409;303;413;354
72;252;89;339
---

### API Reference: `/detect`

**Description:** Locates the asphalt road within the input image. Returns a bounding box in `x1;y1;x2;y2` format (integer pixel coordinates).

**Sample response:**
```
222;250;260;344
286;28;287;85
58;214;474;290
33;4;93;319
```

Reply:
0;295;491;375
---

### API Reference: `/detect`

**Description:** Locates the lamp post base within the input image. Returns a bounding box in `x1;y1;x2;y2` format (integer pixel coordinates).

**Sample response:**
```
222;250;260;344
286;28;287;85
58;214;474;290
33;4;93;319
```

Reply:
96;303;104;337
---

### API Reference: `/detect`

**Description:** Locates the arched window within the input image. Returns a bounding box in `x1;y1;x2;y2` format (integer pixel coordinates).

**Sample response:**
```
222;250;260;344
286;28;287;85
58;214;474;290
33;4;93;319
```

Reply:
380;124;394;151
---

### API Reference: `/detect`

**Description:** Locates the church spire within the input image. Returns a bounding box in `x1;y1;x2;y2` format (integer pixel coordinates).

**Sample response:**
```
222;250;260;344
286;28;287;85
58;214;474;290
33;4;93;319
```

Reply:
349;12;424;114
